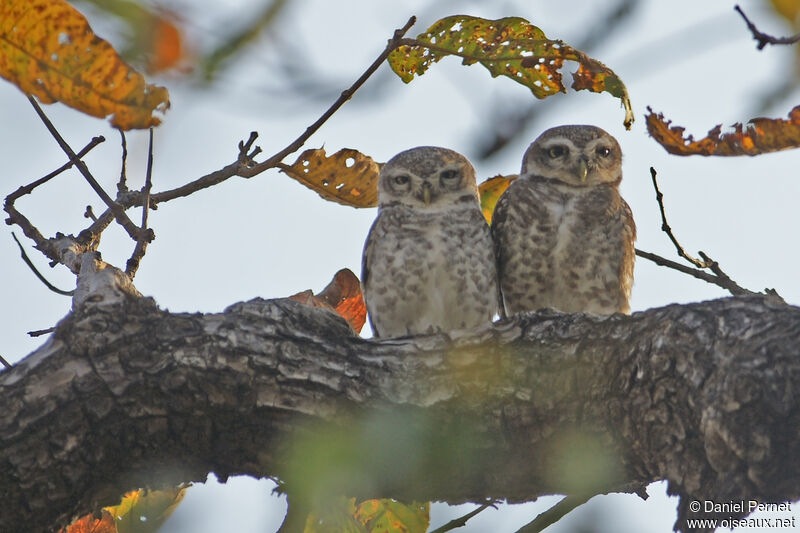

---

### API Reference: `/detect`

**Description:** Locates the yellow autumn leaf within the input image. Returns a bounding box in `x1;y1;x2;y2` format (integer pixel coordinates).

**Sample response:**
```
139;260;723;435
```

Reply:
282;148;381;207
478;174;517;224
105;487;186;533
0;0;170;129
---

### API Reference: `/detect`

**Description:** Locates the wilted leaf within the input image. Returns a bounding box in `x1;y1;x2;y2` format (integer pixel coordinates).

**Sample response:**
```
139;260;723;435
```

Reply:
388;15;633;129
61;511;116;533
104;488;186;533
478;174;517;224
282;148;381;207
0;0;170;129
289;268;367;333
355;499;430;533
646;105;800;156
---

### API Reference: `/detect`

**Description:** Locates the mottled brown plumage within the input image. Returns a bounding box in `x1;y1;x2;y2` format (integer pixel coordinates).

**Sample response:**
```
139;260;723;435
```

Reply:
362;147;499;337
492;125;636;315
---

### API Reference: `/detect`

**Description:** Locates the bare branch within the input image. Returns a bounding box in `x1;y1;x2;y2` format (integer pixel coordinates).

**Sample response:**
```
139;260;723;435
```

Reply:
734;5;800;50
648;167;711;269
126;129;156;277
27;97;147;243
0;354;10;370
27;327;56;338
239;16;417;177
4;137;104;264
117;129;129;193
83;206;97;222
10;232;74;296
430;501;497;533
640;167;778;298
515;494;592;533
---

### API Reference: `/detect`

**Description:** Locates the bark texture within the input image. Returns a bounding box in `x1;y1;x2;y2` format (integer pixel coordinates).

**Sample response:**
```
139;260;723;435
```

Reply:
1;294;798;532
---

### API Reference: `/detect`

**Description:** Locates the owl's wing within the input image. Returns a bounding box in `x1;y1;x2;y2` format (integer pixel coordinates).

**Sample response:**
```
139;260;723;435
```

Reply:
361;214;382;337
490;190;512;320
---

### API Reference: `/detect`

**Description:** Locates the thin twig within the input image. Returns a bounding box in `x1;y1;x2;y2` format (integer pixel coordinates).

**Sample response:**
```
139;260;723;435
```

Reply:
126;128;156;277
649;167;711;269
27;97;146;242
514;494;592;533
0;354;11;370
642;167;764;297
734;5;800;50
429;502;497;533
117;129;129;193
5;136;105;204
84;206;97;222
11;232;74;296
240;16;417;177
27;327;56;337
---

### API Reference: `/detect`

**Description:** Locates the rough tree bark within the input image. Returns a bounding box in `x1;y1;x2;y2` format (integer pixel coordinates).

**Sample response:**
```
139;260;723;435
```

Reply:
1;292;798;533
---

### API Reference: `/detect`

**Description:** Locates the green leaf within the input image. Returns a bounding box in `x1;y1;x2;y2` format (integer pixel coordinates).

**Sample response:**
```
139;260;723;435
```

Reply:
388;15;633;129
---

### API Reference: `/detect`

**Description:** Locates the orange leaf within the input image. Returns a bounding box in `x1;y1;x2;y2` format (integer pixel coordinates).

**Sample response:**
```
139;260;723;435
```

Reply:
288;268;367;334
281;148;381;207
61;510;116;533
0;0;170;129
147;14;183;73
478;174;517;224
646;105;800;156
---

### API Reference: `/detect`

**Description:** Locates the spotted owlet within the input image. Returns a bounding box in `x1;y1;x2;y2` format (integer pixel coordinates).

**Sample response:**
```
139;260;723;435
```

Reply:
492;125;636;315
362;146;499;338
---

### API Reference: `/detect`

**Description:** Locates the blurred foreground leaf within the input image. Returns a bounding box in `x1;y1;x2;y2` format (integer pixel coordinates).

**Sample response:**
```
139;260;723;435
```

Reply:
0;0;170;129
61;487;185;533
389;15;633;129
282;148;381;207
478;174;517;224
354;499;429;533
646;105;800;155
289;268;367;333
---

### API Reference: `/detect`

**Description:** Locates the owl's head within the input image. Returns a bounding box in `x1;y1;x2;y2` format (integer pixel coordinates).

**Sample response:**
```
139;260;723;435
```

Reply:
378;146;478;210
521;125;622;187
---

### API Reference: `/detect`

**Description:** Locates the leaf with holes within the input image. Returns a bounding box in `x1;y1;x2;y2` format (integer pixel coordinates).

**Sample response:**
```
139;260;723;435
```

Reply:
282;148;381;207
388;15;633;129
288;268;367;334
0;0;170;129
478;174;517;224
646;105;800;156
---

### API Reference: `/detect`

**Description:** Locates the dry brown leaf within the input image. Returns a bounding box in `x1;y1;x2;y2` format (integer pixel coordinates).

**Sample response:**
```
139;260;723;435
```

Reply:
282;148;380;207
0;0;170;129
646;105;800;156
288;268;367;334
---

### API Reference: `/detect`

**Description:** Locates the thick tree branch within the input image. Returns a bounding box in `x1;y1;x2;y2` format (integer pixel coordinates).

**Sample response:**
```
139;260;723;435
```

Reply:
0;294;798;533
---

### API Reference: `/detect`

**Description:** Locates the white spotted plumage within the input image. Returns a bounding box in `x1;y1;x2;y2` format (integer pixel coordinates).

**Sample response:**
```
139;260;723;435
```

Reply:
362;146;499;337
492;125;636;315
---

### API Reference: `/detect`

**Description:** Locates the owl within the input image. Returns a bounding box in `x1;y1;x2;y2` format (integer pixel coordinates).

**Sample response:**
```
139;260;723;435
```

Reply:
492;125;636;315
362;146;499;338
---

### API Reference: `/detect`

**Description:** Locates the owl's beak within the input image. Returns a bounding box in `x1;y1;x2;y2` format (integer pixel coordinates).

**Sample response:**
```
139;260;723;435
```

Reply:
578;158;589;182
422;182;433;205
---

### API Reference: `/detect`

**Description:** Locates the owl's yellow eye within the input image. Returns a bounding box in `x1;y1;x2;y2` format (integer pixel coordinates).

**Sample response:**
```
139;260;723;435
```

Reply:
548;145;566;158
440;169;460;183
393;175;410;185
596;146;611;157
